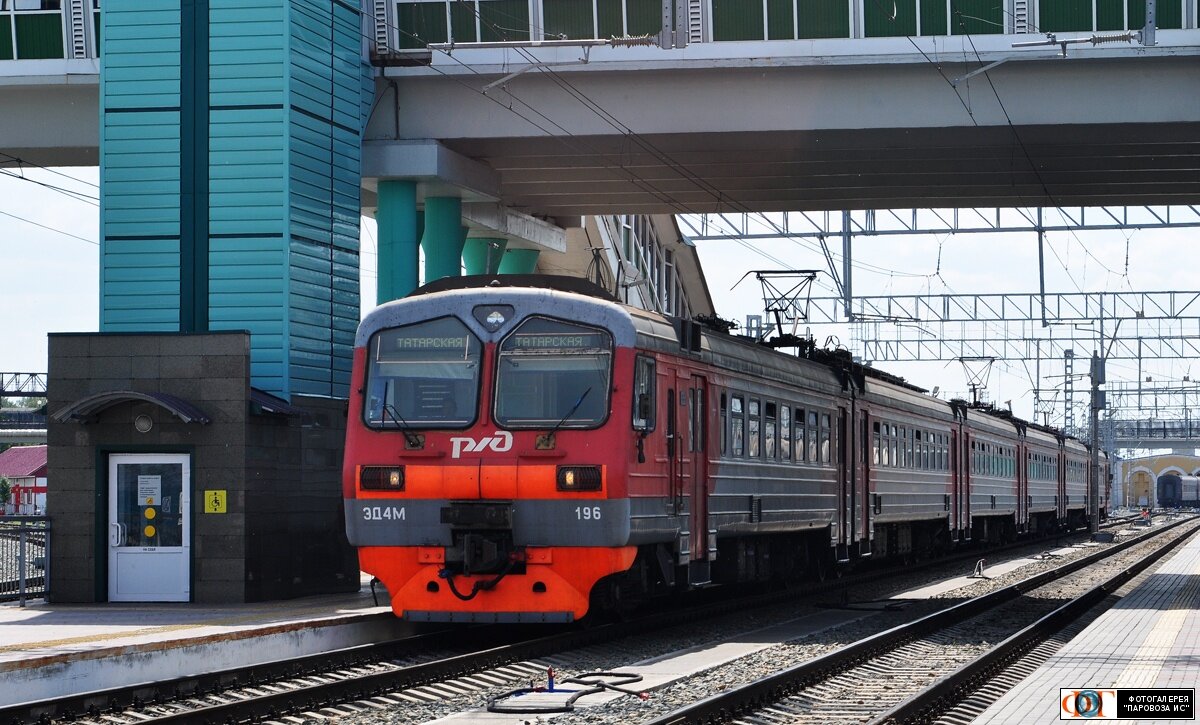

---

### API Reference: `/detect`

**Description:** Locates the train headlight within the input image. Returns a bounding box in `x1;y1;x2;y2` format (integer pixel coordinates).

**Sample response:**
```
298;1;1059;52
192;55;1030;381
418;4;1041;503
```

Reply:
360;466;405;491
556;465;602;491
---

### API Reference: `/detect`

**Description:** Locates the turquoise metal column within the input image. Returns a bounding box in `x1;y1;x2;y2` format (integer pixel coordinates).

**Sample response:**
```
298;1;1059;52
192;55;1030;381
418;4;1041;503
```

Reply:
420;196;466;283
498;248;540;274
376;180;420;303
462;237;508;275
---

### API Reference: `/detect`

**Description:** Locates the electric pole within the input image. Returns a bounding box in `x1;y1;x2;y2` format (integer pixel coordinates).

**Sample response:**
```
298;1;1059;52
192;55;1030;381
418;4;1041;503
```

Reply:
1090;352;1105;536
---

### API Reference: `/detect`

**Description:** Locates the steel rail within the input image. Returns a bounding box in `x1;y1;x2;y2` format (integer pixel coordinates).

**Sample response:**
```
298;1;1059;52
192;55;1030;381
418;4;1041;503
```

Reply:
2;624;468;724
643;516;1193;725
870;521;1200;725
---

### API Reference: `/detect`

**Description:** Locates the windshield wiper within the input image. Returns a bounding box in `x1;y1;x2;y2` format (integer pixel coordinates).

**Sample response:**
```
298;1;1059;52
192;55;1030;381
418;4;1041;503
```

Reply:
544;386;592;442
380;394;422;449
384;379;427;446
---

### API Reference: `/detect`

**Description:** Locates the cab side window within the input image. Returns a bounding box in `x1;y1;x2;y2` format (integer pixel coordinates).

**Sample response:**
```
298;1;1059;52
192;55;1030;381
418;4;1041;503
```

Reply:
632;355;656;431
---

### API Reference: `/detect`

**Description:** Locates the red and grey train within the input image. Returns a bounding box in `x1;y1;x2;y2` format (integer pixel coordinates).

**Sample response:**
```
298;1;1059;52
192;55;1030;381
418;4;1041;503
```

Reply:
342;276;1110;623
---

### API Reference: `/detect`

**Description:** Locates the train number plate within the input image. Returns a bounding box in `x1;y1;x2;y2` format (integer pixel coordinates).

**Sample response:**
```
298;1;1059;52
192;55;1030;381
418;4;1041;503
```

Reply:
440;503;513;528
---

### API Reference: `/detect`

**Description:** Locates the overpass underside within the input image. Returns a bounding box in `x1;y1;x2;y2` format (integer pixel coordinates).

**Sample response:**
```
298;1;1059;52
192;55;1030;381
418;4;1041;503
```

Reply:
431;123;1200;216
370;35;1200;215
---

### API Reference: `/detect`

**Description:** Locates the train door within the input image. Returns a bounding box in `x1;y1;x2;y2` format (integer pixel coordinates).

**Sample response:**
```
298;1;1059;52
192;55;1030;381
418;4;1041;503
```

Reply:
949;428;958;540
838;408;854;556
854;408;871;557
1057;447;1067;524
685;376;710;565
1016;441;1027;533
670;373;710;583
954;428;969;541
667;385;679;519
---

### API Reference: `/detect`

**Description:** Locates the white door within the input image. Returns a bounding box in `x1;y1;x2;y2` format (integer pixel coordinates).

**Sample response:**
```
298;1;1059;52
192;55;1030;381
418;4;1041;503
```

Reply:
107;454;191;602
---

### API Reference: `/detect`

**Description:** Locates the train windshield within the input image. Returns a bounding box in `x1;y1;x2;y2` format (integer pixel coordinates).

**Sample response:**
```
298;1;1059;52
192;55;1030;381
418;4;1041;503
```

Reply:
494;317;612;429
364;317;482;429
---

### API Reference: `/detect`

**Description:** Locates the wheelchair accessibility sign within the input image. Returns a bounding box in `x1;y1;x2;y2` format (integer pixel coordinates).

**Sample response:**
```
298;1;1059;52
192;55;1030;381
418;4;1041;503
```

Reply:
204;490;227;514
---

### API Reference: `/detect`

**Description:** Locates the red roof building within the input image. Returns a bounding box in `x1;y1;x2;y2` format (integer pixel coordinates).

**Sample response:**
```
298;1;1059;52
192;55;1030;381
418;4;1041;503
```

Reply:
0;445;48;515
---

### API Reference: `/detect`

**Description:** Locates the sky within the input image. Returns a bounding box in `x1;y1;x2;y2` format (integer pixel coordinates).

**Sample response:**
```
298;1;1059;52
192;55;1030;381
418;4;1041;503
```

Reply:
3;164;1200;432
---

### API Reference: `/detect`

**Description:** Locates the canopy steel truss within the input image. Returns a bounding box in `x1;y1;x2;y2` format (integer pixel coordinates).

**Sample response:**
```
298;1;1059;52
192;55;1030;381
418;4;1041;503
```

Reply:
851;322;1200;362
802;291;1200;325
679;206;1200;241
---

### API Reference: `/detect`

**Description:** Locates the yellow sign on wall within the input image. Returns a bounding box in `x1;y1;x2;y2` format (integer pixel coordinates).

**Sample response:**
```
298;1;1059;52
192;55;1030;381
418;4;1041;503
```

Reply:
204;490;227;514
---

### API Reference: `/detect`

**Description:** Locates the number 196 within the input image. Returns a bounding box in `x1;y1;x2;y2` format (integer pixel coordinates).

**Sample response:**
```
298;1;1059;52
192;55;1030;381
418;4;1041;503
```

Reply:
575;506;601;521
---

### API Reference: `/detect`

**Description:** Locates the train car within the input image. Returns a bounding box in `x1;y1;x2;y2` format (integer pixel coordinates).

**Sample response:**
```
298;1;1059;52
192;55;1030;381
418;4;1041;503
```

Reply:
342;276;1101;622
1062;438;1091;529
701;325;850;581
1024;426;1061;534
1157;473;1200;508
962;408;1022;543
859;379;959;558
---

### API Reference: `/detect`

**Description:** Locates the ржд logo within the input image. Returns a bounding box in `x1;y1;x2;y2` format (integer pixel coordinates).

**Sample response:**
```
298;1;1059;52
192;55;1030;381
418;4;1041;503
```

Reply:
450;431;513;458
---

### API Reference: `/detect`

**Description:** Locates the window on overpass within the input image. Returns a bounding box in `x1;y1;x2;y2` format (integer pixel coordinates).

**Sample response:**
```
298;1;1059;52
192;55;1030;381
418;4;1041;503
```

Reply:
1;0;65;60
1041;0;1182;32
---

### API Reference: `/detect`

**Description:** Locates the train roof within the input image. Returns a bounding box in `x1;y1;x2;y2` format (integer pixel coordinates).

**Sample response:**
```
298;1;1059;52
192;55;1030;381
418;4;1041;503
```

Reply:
411;274;617;301
358;278;637;348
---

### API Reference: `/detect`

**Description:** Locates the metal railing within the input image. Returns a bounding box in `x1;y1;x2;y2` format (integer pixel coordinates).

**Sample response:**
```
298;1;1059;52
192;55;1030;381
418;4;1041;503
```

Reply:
0;516;49;606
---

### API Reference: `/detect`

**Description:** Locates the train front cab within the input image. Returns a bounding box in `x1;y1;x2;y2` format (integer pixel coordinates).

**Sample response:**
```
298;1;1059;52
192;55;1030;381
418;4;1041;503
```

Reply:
344;290;645;623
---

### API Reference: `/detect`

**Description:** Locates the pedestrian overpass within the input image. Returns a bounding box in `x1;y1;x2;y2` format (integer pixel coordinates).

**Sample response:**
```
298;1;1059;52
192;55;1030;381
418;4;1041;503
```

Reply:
3;1;1198;216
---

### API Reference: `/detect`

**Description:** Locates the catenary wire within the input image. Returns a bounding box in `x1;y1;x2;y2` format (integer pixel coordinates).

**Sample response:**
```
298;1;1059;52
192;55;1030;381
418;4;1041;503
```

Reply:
0;208;98;246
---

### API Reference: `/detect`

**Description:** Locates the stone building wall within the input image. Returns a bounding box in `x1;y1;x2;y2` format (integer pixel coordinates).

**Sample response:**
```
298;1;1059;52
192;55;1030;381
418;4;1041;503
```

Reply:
47;332;356;603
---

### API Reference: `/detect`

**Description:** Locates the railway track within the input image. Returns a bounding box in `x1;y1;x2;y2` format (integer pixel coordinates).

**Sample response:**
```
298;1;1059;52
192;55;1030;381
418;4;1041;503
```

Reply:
874;520;1196;724
0;518;1142;725
644;516;1197;725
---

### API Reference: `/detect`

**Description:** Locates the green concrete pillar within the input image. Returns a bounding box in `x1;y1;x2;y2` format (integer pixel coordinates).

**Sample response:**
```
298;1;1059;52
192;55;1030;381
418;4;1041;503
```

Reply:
498;248;540;274
376;180;420;303
421;196;467;283
462;238;508;275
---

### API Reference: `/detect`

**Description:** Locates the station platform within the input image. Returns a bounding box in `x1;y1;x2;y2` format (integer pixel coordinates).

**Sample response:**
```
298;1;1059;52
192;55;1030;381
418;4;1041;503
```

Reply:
974;528;1200;724
0;575;414;708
